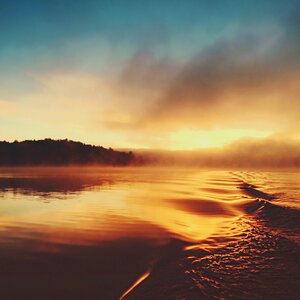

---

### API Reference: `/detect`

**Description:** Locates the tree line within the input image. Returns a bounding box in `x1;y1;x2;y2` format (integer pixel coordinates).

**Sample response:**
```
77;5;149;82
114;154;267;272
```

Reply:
0;139;134;166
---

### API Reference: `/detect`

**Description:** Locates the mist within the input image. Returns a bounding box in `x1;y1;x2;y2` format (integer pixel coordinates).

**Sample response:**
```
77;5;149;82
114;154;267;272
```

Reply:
132;137;300;168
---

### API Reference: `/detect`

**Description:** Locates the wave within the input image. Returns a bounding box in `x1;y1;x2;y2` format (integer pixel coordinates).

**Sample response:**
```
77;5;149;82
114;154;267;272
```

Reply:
236;181;300;237
120;177;300;299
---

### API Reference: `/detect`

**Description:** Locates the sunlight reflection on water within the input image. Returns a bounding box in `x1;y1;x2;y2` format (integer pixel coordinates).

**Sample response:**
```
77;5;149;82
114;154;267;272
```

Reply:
0;167;299;299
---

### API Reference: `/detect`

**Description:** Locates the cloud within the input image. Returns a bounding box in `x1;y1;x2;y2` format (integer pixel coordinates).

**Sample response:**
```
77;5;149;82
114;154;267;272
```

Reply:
221;136;300;167
2;6;300;150
135;136;300;168
106;9;300;133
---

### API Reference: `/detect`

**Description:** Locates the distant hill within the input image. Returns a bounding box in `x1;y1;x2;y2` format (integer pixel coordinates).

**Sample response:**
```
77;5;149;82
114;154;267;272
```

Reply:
0;139;134;166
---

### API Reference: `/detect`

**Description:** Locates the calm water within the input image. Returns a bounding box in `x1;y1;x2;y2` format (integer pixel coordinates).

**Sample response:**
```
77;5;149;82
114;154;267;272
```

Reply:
0;167;299;299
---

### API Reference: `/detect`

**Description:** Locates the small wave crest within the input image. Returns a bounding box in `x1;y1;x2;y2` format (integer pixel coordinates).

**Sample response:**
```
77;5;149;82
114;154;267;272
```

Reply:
122;176;300;299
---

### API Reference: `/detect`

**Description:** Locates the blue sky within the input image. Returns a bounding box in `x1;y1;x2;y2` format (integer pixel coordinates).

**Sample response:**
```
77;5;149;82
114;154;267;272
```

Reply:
1;0;300;149
1;0;297;65
1;0;297;97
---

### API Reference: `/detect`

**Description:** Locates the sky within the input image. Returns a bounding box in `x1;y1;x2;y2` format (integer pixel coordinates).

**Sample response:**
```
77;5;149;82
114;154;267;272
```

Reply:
1;0;300;150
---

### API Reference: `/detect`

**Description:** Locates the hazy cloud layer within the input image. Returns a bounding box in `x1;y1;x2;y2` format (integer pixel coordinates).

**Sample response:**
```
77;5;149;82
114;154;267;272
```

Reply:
109;10;300;133
1;2;300;149
135;136;300;168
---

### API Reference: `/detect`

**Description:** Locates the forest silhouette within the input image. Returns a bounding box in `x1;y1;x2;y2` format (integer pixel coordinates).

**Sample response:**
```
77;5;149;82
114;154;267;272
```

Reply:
0;139;134;166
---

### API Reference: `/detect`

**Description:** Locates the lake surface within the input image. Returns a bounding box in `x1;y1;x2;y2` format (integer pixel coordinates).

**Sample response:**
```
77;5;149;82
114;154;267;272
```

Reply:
0;167;299;299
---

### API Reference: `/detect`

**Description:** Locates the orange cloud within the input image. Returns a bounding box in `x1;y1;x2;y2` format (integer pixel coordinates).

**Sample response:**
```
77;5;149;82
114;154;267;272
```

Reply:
2;10;300;150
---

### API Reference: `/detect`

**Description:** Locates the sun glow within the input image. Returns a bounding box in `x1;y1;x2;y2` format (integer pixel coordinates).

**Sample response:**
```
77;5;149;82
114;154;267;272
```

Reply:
166;128;273;150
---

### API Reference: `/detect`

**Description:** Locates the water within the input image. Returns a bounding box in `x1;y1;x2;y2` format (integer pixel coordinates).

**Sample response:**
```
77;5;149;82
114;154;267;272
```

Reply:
0;167;299;299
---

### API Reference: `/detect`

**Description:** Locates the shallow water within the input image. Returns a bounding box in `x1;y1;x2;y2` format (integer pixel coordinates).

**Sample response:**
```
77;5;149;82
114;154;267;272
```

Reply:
0;167;299;299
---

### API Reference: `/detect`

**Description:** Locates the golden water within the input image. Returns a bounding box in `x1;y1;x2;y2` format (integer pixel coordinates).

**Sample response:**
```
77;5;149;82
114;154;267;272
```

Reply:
0;167;299;299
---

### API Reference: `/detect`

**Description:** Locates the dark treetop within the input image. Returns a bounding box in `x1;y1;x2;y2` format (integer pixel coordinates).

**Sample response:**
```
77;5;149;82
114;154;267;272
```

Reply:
0;139;134;166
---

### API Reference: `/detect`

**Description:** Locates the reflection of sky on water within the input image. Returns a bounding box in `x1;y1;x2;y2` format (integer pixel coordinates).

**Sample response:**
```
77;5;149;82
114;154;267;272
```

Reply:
1;168;299;299
0;168;242;248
